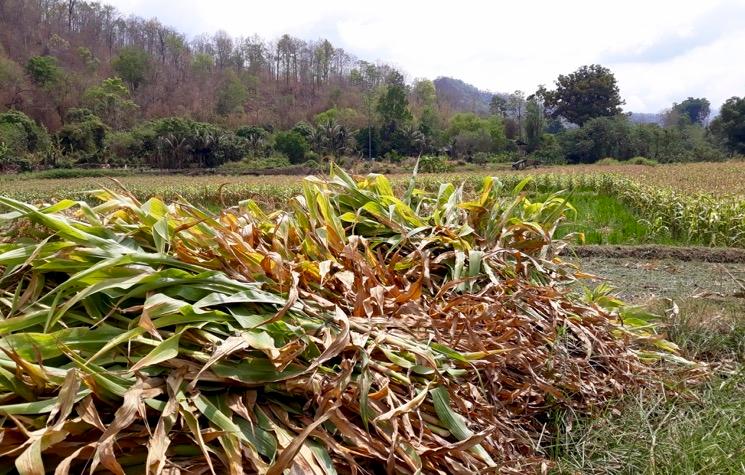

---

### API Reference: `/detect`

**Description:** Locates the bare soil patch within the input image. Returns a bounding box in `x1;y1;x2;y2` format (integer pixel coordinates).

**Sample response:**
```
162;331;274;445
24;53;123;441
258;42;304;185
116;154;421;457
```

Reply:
567;244;745;264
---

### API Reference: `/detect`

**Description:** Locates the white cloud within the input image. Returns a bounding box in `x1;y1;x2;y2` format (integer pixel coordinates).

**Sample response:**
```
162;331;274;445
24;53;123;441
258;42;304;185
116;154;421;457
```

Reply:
106;0;745;112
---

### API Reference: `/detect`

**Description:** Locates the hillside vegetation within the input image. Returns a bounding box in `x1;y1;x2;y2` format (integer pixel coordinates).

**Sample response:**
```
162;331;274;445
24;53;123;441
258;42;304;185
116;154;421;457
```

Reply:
2;0;744;173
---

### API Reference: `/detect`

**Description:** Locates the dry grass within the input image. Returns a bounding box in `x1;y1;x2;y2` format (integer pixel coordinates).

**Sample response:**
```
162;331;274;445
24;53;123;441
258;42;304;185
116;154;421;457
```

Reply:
550;296;745;474
512;161;745;197
3;161;745;204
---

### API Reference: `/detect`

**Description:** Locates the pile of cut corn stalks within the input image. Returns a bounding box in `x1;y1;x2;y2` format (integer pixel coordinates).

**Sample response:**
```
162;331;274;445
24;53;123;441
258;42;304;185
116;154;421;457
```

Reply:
0;167;681;474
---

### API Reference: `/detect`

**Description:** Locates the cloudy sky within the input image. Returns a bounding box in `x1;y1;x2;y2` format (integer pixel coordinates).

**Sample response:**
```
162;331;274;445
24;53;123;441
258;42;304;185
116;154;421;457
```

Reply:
106;0;745;113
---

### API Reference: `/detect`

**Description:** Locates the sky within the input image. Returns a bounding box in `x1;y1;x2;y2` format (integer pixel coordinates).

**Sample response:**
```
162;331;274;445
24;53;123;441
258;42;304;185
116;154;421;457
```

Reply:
105;0;745;113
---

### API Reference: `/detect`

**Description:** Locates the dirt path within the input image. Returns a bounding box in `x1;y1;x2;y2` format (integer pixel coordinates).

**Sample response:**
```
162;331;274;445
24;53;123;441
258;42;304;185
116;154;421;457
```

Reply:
572;254;745;303
567;244;745;264
558;245;745;301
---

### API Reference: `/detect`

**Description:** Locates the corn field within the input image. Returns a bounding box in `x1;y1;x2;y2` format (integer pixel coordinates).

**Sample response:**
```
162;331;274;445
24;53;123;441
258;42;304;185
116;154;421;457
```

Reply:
0;167;683;474
3;165;745;247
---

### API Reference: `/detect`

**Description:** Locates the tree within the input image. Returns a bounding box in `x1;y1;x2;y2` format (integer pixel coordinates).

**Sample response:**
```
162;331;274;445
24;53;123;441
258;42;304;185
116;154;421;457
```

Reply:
377;70;412;156
670;97;711;126
25;56;62;87
525;98;544;152
355;126;380;159
128;118;246;169
351;62;382;159
507;90;526;140
83;77;138;129
316;121;352;158
412;79;439;140
236;125;269;157
112;47;151;90
412;79;437;109
541;64;624;126
0;55;25;108
0;110;50;154
445;113;507;158
273;131;309;163
489;95;508;117
57;108;107;163
377;70;412;128
216;70;247;115
710;96;745;154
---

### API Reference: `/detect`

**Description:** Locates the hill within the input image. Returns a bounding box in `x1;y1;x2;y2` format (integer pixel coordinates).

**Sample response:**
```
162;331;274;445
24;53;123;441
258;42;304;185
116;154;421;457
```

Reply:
433;77;496;116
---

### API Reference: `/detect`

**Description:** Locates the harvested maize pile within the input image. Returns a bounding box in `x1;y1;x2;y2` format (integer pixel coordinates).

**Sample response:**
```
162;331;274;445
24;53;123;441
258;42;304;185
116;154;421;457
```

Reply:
0;167;678;474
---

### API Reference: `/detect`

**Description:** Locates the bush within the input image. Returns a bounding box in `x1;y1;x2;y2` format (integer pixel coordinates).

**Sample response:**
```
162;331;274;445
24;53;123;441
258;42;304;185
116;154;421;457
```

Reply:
57;109;108;164
129;117;247;169
17;168;136;179
532;134;566;164
235;125;270;158
106;131;140;165
0;110;50;155
383;150;403;163
489;152;518;163
472;152;490;164
418;155;453;173
628;156;658;166
304;150;320;163
273;131;309;164
596;157;621;165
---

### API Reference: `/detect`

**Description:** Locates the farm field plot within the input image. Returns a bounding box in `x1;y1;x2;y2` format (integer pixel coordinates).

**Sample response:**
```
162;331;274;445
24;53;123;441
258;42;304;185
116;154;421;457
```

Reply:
512;161;745;196
4;161;745;200
3;162;745;247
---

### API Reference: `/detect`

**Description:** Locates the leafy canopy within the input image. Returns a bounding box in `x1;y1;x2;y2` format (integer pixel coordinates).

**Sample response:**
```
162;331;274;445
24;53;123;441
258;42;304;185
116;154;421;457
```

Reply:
541;64;624;126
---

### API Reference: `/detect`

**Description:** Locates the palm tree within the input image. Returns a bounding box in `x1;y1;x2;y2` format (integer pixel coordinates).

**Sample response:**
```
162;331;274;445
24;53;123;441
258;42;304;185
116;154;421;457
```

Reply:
156;133;189;169
402;124;426;156
319;120;351;158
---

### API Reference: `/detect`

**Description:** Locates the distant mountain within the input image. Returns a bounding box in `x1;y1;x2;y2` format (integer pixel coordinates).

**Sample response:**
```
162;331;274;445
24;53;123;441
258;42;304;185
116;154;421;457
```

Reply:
433;77;497;116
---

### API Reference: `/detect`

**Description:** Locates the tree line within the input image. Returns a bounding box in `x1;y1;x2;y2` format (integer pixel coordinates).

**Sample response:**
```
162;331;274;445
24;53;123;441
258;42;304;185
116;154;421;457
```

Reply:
1;0;744;172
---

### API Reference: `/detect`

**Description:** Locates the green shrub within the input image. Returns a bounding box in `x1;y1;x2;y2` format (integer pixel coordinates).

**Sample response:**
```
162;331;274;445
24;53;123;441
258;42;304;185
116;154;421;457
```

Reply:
0;110;50;154
235;125;270;158
25;55;61;87
418;155;453;173
628;156;658;166
273;131;309;164
106;130;140;165
596;157;621;165
17;168;136;179
489;152;518;163
472;152;490;164
304;150;320;162
57;109;108;164
130;117;247;168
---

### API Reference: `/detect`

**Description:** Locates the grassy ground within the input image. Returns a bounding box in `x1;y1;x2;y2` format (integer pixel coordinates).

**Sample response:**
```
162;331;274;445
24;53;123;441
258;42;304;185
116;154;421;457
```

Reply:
550;256;745;474
549;369;745;474
547;192;670;245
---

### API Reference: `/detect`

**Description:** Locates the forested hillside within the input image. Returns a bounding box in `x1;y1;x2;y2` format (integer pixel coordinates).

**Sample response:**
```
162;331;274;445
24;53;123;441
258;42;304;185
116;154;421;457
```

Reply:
0;0;743;172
